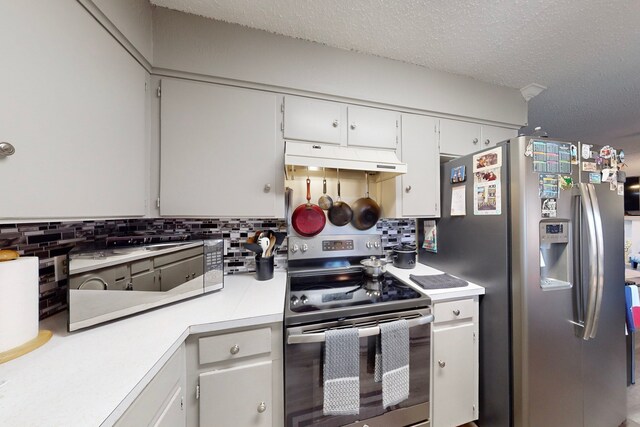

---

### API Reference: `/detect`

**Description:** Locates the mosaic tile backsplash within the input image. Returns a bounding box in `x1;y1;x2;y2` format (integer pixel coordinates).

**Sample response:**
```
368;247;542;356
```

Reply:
0;217;415;320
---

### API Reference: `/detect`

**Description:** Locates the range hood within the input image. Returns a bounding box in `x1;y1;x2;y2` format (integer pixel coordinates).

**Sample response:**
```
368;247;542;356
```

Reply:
284;141;407;181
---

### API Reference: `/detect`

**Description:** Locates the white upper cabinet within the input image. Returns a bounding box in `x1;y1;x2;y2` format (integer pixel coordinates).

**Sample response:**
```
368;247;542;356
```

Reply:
283;96;344;145
0;1;147;220
346;105;399;150
438;119;482;157
481;125;518;148
160;78;282;217
282;96;398;150
400;114;440;217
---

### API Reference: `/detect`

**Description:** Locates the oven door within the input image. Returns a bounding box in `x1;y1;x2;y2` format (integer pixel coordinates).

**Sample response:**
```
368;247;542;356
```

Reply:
284;309;432;426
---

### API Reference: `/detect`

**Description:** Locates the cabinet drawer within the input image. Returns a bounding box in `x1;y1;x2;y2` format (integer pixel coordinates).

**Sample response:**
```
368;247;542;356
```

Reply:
433;299;475;323
199;327;271;365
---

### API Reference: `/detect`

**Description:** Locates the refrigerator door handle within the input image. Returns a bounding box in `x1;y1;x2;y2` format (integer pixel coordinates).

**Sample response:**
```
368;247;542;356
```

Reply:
586;183;605;339
579;183;599;340
573;193;585;327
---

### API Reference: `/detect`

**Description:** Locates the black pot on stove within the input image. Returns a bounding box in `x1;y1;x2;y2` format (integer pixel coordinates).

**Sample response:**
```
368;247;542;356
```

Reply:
392;243;417;269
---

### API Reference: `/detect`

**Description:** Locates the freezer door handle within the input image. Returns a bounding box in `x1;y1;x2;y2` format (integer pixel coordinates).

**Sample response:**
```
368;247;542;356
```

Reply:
579;183;603;340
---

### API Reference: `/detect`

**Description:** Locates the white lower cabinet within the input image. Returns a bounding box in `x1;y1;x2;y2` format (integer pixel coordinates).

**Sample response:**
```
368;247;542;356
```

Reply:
186;323;284;427
431;298;479;427
199;361;272;426
116;344;186;427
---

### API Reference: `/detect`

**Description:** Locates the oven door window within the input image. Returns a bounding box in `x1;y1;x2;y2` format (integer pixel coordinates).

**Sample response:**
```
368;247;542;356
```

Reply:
284;323;430;426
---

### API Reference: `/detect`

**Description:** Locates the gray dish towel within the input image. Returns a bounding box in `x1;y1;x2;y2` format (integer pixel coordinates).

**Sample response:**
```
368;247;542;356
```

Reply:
374;319;410;407
323;328;360;415
410;273;468;289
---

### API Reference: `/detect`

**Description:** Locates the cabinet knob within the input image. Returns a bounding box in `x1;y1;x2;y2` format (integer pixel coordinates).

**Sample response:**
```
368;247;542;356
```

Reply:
453;309;461;316
0;142;16;157
257;402;267;413
264;183;271;193
484;139;491;145
332;119;339;128
405;185;412;193
472;138;479;144
230;344;240;355
438;360;446;368
185;275;190;280
350;123;357;130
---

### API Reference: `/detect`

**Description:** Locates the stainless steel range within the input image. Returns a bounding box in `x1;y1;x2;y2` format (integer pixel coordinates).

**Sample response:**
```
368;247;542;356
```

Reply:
284;234;432;426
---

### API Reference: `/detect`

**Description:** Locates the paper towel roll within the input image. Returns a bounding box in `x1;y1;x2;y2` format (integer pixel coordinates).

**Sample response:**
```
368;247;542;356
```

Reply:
0;257;39;353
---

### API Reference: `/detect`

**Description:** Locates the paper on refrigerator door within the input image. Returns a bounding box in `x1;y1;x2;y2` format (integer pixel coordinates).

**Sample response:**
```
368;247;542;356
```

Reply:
451;185;466;216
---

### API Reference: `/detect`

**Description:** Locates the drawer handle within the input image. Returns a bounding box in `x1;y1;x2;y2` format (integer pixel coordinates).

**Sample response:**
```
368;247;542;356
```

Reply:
230;344;240;355
438;360;446;368
453;309;461;316
257;402;267;413
472;138;479;144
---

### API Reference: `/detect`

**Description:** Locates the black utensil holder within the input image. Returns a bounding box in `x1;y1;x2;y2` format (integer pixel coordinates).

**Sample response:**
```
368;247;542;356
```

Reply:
255;255;275;281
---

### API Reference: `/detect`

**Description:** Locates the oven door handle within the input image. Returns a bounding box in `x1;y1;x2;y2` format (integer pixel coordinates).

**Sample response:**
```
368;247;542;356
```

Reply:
286;314;434;344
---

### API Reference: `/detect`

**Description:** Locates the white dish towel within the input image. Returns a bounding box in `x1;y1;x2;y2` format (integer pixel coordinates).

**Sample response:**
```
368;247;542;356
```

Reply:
323;328;360;415
375;319;410;407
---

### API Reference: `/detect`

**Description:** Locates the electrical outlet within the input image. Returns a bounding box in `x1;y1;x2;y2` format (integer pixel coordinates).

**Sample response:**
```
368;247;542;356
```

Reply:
53;255;68;281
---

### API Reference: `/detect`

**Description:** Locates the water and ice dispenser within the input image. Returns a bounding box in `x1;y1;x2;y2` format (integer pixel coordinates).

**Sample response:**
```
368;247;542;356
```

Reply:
539;219;572;290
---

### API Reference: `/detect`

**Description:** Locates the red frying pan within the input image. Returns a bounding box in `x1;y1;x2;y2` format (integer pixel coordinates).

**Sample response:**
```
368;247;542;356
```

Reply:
292;178;326;237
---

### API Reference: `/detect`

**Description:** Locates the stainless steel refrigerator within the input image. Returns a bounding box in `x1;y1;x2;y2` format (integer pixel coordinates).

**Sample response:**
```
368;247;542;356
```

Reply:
421;136;626;427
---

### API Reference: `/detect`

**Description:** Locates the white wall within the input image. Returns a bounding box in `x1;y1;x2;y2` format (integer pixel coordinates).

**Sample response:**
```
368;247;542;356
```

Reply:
152;7;527;127
84;0;154;65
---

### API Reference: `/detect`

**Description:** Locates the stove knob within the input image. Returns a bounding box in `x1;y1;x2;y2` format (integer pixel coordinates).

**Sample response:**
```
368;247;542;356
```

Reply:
290;296;300;306
374;241;380;248
290;244;299;253
301;244;308;252
366;242;373;249
300;295;309;305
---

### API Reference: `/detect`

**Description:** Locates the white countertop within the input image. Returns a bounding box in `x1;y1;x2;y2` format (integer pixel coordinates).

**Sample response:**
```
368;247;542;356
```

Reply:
0;262;484;427
0;272;287;427
386;263;485;302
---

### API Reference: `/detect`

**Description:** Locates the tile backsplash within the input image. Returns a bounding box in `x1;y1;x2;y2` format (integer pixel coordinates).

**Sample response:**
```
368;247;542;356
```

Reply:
0;217;415;320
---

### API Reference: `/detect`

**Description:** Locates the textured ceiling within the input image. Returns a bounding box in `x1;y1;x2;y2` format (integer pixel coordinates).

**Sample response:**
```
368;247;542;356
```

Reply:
150;0;640;164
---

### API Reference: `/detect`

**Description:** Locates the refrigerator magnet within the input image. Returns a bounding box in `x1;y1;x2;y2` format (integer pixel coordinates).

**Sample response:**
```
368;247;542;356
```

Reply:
618;183;625;196
450;165;466;183
541;198;557;218
602;169;616;183
570;144;578;165
588;172;602;184
582;162;598;172
600;145;613;159
581;144;592;159
610;181;618;191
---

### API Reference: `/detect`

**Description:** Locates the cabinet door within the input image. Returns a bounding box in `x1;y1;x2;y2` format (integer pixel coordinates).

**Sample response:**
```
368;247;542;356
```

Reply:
401;114;440;217
0;1;147;219
347;105;398;149
283;96;343;145
200;361;272;427
432;323;476;427
154;387;185;427
160;78;280;217
481;125;517;148
131;270;160;292
439;119;482;156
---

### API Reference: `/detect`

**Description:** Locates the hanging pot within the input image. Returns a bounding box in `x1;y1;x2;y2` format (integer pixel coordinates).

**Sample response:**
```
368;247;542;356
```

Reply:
392;243;417;269
291;178;326;237
328;169;353;226
351;172;381;230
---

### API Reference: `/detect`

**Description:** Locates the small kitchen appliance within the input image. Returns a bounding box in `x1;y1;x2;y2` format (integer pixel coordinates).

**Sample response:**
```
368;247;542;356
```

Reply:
285;234;432;426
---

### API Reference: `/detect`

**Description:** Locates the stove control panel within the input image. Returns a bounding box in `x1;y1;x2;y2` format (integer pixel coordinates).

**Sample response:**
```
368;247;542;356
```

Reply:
288;234;383;260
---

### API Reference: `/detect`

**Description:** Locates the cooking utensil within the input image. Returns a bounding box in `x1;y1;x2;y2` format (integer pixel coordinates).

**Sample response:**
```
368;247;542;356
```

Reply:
244;243;263;254
318;168;333;210
291;177;326;237
259;237;270;254
392;243;417;269
327;169;353;226
351;172;381;230
360;256;388;277
266;234;276;257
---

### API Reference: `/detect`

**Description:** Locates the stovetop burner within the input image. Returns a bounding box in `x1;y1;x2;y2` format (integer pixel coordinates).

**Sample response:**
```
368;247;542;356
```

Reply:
285;234;430;326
